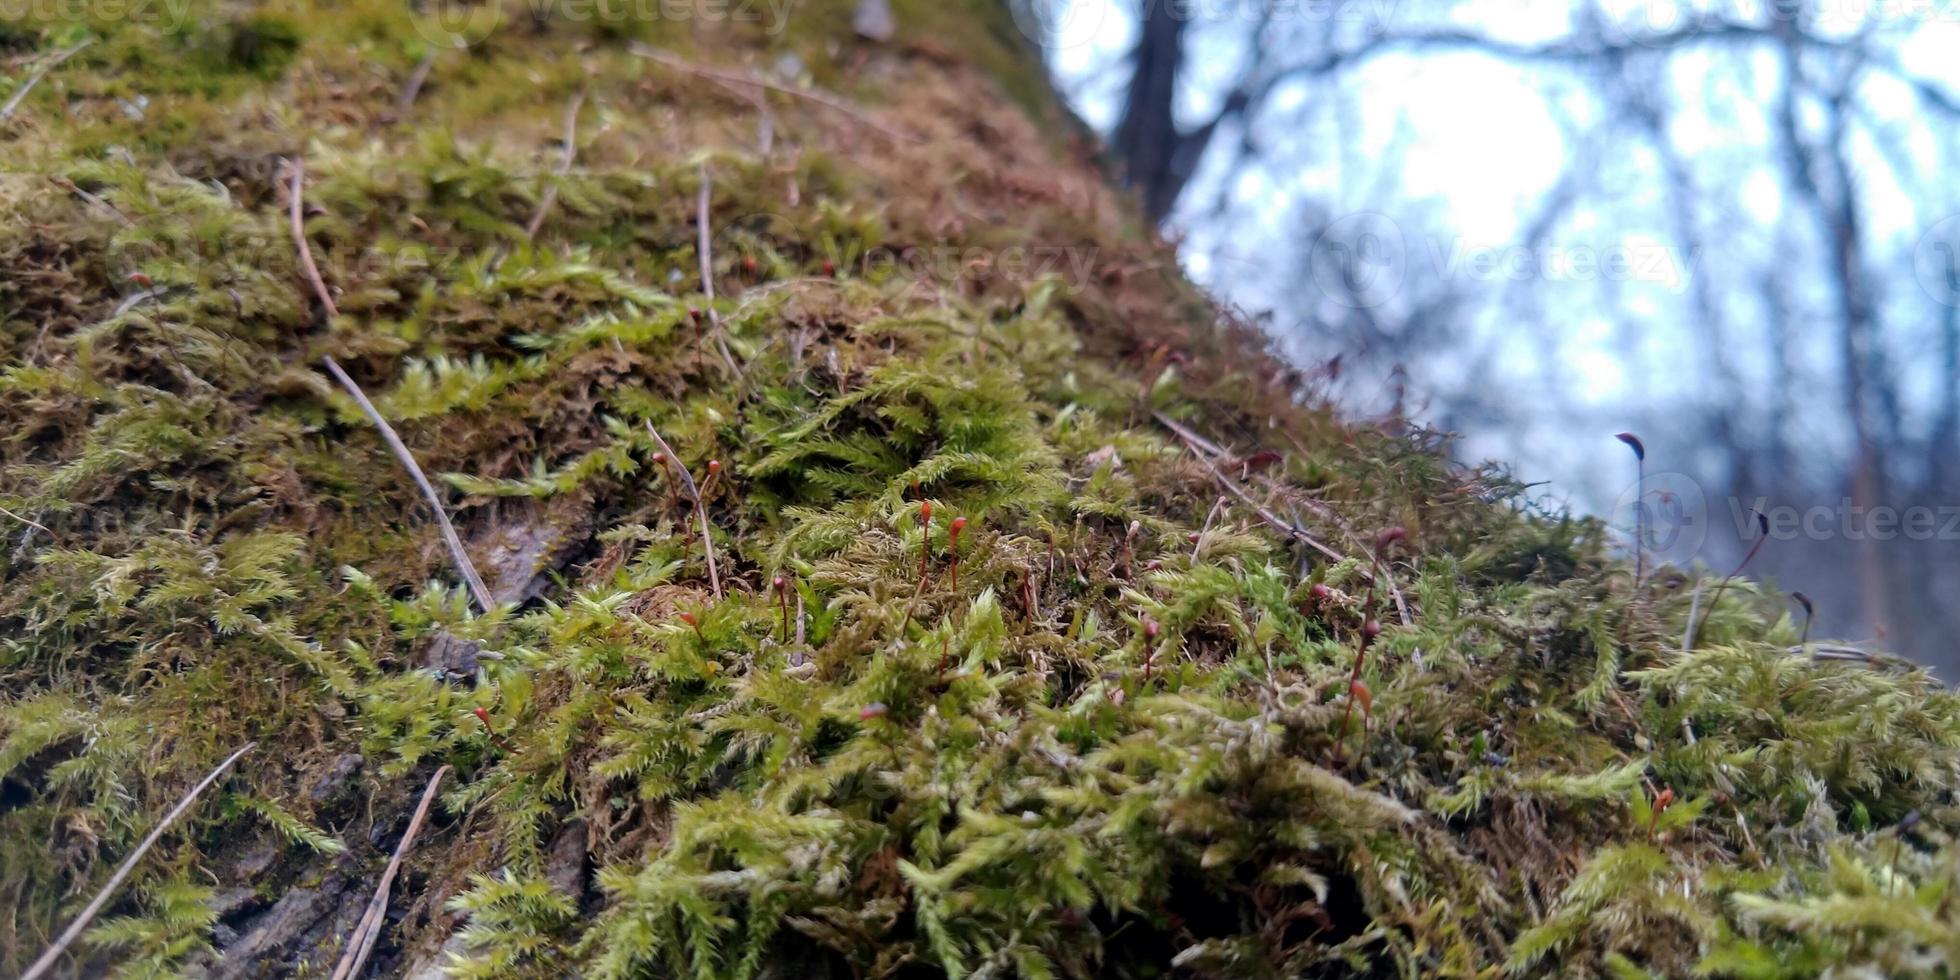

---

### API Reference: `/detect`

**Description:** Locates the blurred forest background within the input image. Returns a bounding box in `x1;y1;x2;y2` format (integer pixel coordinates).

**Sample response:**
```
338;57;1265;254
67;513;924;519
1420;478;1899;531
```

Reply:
1017;0;1960;675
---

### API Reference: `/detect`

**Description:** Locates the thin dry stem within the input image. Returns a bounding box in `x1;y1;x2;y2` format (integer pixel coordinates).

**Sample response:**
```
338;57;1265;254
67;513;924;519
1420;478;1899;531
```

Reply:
694;165;745;376
396;51;437;114
1155;411;1344;528
524;91;586;240
286;158;339;320
21;741;256;980
1193;496;1226;560
49;174;132;225
0;504;54;542
324;356;496;613
794;587;806;646
1682;582;1703;654
644;421;722;599
0;39;93;121
1154;412;1344;564
331;765;451;980
1686;515;1768;649
1155;413;1413;627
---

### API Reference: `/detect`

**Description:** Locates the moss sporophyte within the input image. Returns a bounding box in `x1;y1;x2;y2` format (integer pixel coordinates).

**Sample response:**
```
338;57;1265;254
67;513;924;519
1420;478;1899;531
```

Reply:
3;4;1958;978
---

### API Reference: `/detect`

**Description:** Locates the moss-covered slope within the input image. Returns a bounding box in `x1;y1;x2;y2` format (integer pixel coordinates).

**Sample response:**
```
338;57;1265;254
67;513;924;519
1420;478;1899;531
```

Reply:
3;2;1958;977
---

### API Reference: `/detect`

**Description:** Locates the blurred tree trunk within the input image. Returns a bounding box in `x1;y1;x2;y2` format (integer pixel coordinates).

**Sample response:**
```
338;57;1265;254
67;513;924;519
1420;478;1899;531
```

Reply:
1112;0;1189;221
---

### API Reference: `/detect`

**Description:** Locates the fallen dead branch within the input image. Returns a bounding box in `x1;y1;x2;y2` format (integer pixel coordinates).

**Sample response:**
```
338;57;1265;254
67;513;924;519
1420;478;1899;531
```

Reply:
523;91;586;240
331;765;451;980
1;39;93;122
644;420;723;599
285;158;339;320
628;43;920;144
21;741;257;980
324;356;497;613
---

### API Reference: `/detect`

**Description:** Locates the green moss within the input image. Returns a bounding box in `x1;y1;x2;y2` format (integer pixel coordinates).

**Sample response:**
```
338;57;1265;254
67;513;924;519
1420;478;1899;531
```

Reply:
2;3;1957;979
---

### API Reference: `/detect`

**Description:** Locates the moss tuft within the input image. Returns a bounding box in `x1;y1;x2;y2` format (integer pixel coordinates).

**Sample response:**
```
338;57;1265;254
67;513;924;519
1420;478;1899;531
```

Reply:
2;3;1956;978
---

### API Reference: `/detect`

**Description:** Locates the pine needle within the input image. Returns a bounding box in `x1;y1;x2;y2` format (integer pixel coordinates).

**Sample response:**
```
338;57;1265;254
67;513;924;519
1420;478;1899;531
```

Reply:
324;356;497;614
285;158;339;321
396;51;437;114
694;165;744;377
331;765;451;980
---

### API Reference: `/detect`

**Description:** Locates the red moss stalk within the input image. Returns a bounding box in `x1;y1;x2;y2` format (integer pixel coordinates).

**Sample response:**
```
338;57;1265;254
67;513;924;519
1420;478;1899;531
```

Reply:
473;707;518;755
1647;787;1676;841
1338;616;1382;761
948;516;968;591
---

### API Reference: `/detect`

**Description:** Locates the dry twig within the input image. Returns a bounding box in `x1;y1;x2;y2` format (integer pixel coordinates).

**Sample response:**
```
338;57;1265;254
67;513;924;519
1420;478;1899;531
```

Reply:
21;742;256;980
1682;583;1703;655
1;39;93;122
48;174;131;225
1154;412;1344;564
0;503;54;542
330;765;451;980
1193;496;1226;560
1155;412;1344;527
324;356;496;613
286;158;339;320
1154;412;1413;627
